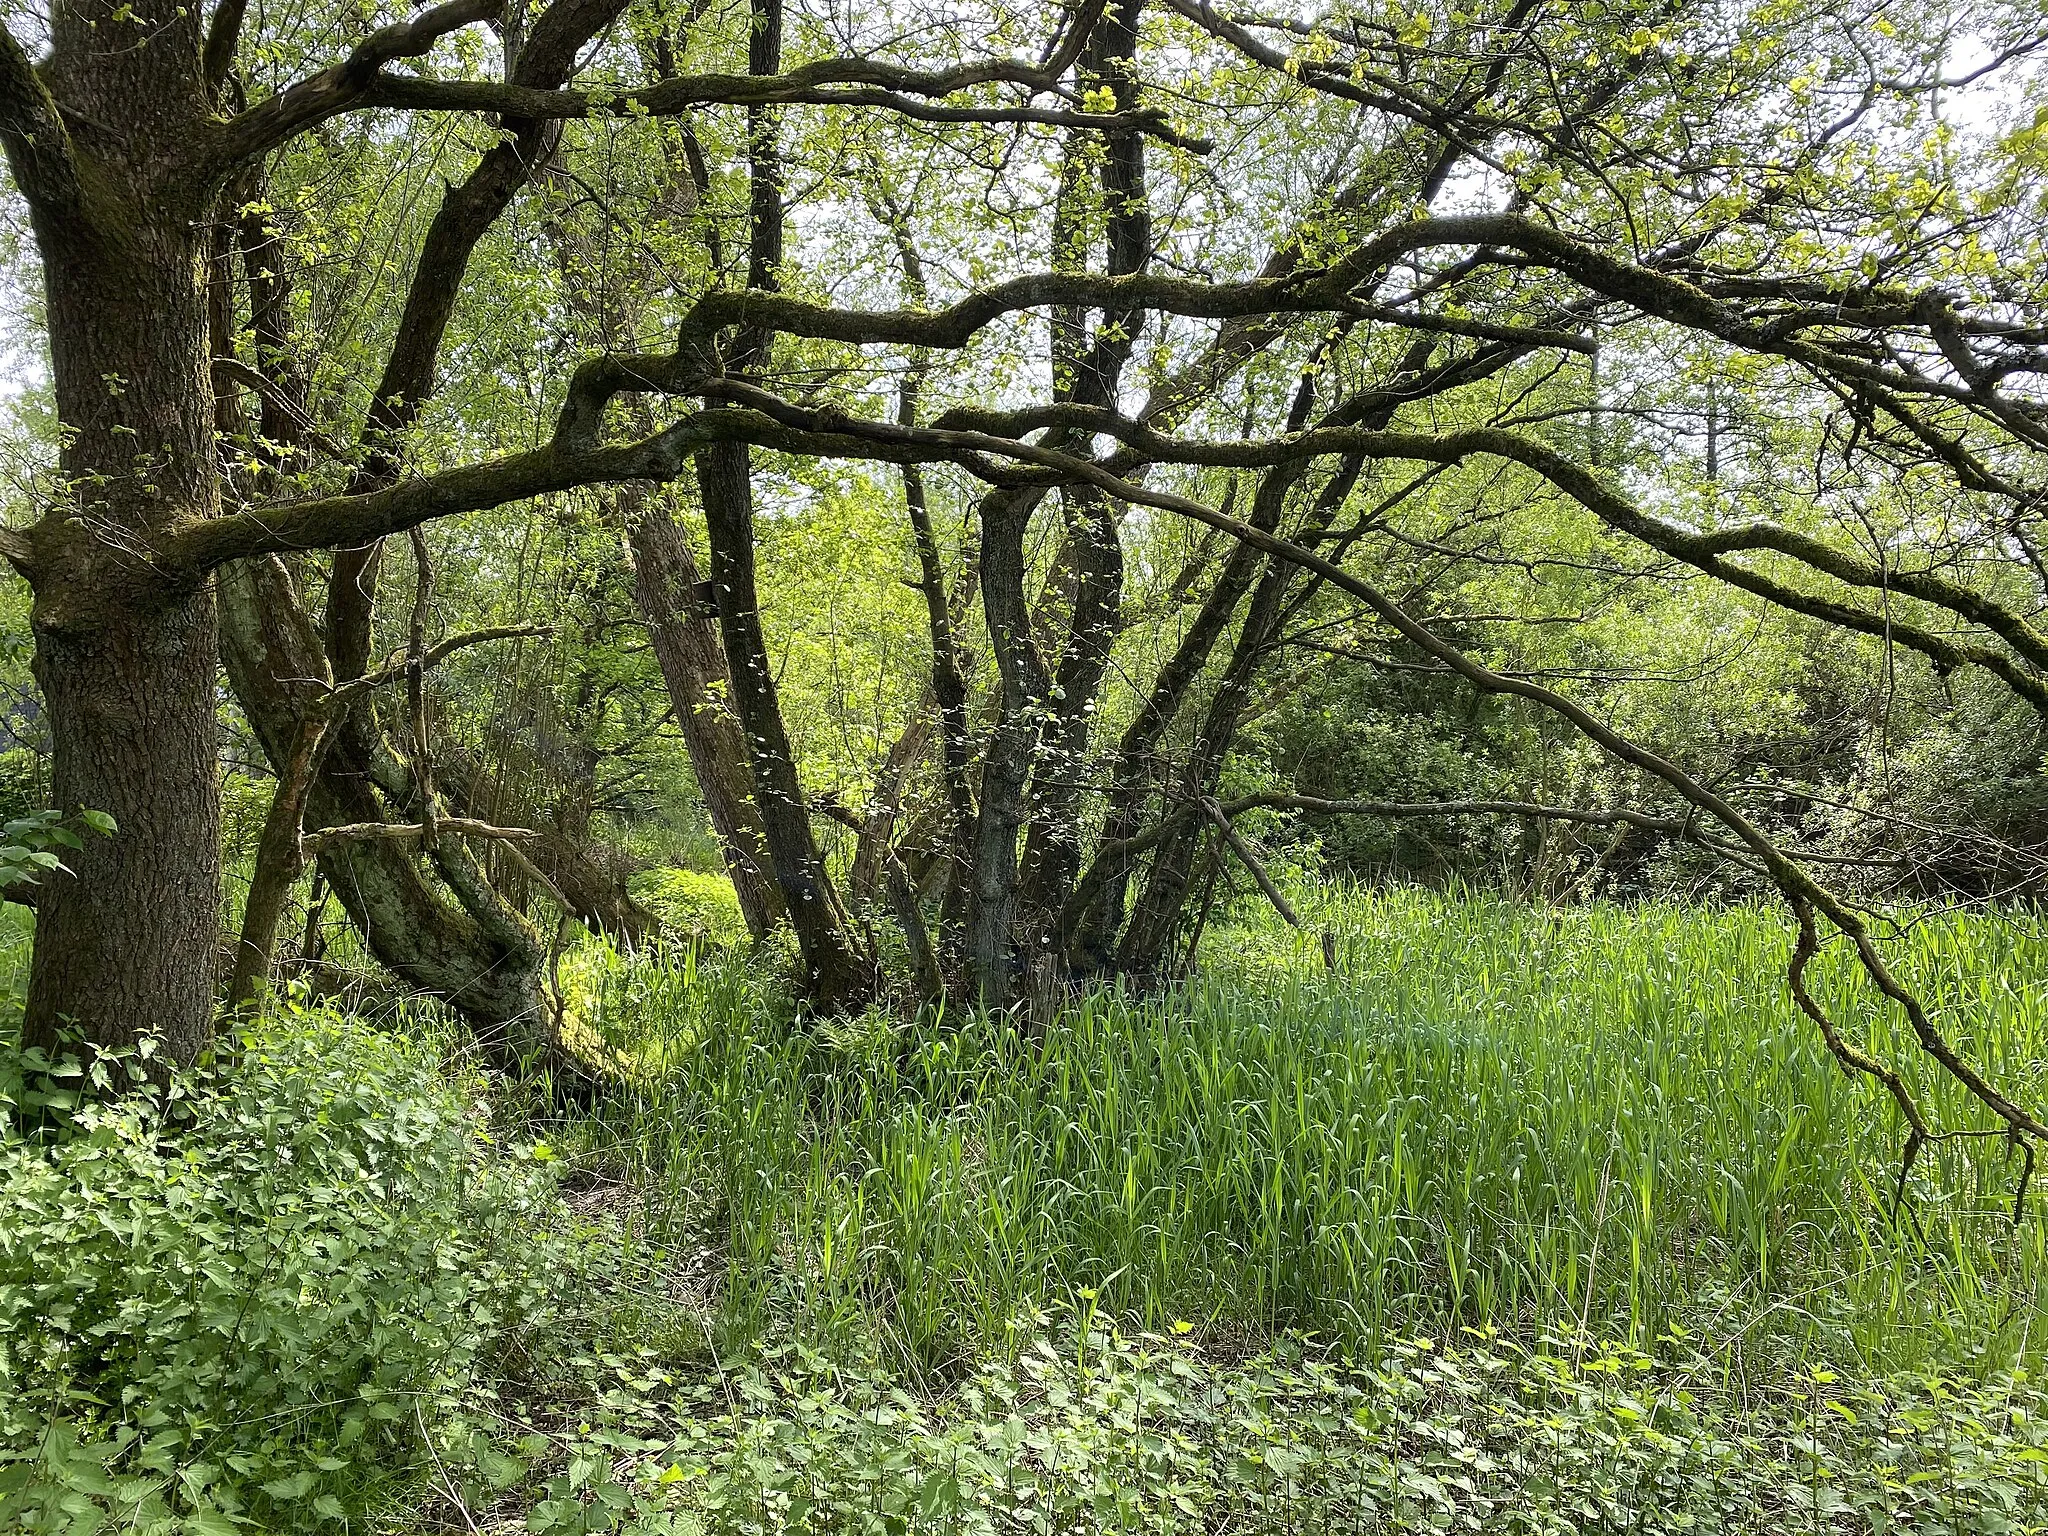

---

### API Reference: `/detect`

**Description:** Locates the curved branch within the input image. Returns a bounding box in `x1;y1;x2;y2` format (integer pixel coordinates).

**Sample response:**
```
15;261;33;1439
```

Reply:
205;8;1115;177
203;0;505;179
170;417;727;566
919;400;2048;713
359;74;1205;146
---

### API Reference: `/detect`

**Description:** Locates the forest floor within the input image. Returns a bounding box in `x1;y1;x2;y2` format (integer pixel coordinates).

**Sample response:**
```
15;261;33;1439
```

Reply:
6;890;2048;1531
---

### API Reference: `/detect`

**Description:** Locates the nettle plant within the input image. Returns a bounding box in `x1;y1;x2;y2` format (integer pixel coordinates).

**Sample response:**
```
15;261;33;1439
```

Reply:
0;1006;582;1533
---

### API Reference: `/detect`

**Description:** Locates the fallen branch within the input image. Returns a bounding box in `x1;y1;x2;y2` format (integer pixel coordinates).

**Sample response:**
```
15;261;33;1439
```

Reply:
1196;795;1335;970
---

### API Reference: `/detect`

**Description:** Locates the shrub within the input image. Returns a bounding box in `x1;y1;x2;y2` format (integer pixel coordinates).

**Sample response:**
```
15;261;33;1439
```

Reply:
0;1005;578;1533
633;868;747;946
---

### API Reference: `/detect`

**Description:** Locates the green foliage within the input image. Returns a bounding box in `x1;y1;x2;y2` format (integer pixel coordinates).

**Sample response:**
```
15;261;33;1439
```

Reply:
569;891;2048;1377
0;809;113;898
535;1321;2048;1534
1248;662;1526;881
633;868;749;945
0;1006;579;1533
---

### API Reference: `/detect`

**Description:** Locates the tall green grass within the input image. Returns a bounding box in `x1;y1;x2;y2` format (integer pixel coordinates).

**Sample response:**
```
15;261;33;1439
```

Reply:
564;888;2048;1380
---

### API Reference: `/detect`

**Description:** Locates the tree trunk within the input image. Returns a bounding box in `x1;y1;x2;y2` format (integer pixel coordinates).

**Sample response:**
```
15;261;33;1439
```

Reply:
27;590;222;1063
19;12;224;1062
1116;499;1318;973
899;452;978;944
625;491;786;940
228;713;329;1010
696;441;872;1009
962;485;1053;1004
218;559;557;1063
1063;483;1273;969
1016;485;1124;942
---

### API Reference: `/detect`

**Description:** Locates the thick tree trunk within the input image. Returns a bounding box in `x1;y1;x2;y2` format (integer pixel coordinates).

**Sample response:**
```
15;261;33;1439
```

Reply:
19;9;224;1062
626;492;786;940
27;590;222;1062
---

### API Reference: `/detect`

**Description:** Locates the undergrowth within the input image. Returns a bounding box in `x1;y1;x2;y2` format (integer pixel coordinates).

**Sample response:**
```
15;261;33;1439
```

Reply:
5;890;2048;1531
568;888;2048;1378
514;1322;2048;1534
0;1004;580;1534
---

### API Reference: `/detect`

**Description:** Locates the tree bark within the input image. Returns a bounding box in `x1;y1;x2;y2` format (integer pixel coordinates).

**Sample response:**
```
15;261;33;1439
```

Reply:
696;441;872;1009
228;712;330;1010
1016;485;1124;941
19;4;223;1062
961;484;1053;1004
27;589;222;1063
625;491;786;940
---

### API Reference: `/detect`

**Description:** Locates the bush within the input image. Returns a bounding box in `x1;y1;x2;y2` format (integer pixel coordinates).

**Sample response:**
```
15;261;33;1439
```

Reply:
0;1006;578;1533
633;868;747;945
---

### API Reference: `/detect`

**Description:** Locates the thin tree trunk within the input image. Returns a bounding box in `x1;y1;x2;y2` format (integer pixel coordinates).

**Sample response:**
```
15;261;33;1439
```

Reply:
961;484;1054;1004
228;712;330;1010
1117;460;1353;972
696;442;872;1009
1064;479;1274;968
890;383;977;940
625;491;786;940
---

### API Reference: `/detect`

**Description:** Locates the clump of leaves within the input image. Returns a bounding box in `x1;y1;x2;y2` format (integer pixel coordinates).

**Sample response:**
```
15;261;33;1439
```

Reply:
0;807;113;896
0;1004;584;1533
522;1314;2048;1534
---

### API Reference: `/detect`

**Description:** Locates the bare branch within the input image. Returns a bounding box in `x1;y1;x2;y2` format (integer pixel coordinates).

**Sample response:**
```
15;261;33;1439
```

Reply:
300;816;539;855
